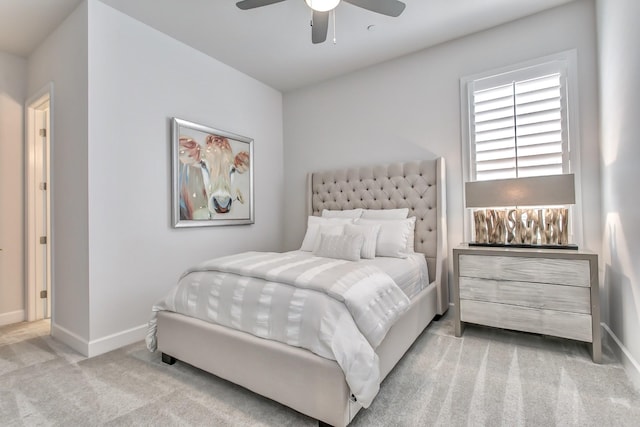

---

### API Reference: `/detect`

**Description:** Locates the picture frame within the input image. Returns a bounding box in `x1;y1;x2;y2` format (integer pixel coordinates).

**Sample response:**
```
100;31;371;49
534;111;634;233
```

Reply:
171;117;254;228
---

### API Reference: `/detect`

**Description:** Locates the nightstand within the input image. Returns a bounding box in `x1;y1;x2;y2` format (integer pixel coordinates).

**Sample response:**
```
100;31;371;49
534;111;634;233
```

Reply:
453;244;601;363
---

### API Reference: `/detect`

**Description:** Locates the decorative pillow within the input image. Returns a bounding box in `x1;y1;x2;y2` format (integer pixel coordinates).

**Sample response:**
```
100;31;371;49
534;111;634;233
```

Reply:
313;233;364;262
355;217;416;258
321;208;363;219
311;224;347;252
361;208;409;219
344;223;381;259
300;216;353;251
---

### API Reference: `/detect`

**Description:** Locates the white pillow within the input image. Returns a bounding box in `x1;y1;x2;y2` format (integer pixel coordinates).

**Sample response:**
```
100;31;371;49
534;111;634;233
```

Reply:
321;208;363;219
313;233;364;262
356;217;416;258
361;208;409;219
344;223;381;259
300;216;353;251
406;226;416;253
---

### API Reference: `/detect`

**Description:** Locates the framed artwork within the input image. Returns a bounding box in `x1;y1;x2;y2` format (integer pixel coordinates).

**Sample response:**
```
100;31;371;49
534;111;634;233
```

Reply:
172;117;254;227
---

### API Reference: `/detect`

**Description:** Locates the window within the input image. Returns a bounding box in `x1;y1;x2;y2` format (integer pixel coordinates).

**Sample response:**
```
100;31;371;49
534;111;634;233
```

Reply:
460;50;583;245
473;73;567;180
466;59;571;181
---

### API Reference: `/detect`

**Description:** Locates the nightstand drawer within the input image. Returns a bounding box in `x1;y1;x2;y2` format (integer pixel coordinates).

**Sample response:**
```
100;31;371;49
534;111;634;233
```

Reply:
459;254;590;287
460;300;593;342
459;277;591;314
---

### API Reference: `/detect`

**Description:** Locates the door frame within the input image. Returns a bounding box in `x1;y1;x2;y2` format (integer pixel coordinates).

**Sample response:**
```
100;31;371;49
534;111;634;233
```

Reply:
25;83;54;322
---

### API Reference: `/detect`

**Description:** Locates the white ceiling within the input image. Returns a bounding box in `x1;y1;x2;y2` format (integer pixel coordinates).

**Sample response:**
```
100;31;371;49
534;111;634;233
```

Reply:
1;0;575;92
0;0;84;57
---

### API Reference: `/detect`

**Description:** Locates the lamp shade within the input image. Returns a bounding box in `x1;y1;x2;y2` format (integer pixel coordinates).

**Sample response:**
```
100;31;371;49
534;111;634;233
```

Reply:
465;174;575;208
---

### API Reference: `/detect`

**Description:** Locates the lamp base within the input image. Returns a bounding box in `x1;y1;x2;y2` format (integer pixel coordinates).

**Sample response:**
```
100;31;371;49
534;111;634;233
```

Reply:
468;242;579;250
472;207;572;248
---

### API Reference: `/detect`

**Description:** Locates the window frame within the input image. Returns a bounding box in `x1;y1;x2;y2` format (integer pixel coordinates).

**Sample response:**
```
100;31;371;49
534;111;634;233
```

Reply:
460;50;583;247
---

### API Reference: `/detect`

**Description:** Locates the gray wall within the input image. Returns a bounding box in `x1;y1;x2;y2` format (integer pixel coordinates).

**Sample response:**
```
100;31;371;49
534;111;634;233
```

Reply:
84;0;283;353
597;0;640;389
22;0;283;356
283;1;601;264
0;52;27;325
27;1;89;345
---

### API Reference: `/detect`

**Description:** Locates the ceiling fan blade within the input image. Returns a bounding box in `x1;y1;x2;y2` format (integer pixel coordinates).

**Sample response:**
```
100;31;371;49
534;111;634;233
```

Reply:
236;0;287;10
311;11;329;44
344;0;406;17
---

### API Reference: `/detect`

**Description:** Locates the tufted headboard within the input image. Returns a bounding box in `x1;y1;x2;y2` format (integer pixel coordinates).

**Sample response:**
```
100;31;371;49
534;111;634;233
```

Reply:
307;158;449;315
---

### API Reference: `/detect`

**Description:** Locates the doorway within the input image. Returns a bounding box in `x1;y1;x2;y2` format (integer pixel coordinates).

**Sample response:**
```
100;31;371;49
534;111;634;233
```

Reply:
25;84;52;323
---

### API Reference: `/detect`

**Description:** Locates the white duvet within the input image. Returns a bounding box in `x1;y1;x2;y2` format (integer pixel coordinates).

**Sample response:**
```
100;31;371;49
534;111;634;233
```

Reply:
146;251;411;407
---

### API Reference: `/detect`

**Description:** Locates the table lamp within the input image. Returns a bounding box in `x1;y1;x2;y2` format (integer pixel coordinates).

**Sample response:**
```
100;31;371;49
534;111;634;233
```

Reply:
464;174;576;249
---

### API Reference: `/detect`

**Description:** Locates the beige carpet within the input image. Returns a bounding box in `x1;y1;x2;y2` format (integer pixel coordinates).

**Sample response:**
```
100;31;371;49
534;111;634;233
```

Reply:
1;315;639;426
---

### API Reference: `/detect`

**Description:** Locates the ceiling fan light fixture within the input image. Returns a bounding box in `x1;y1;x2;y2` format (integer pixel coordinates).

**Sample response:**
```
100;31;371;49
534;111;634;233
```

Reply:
305;0;341;12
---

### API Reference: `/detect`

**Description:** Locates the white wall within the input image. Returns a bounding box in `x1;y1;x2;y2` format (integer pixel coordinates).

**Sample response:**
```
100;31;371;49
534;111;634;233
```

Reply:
0;52;27;325
597;0;640;389
283;1;601;267
85;1;283;354
27;1;89;348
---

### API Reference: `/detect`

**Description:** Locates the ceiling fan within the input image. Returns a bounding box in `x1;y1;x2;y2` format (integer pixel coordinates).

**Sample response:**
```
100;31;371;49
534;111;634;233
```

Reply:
236;0;407;44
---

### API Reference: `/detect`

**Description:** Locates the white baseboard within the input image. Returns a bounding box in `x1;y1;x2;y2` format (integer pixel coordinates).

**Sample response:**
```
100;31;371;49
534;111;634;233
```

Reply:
51;322;148;358
0;310;25;326
87;323;148;358
602;323;640;392
51;322;89;356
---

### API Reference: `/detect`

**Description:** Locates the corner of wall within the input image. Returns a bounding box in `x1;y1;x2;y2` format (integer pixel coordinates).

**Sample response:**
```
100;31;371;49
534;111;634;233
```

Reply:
0;310;25;327
51;321;89;357
51;321;149;359
602;324;640;392
87;324;148;358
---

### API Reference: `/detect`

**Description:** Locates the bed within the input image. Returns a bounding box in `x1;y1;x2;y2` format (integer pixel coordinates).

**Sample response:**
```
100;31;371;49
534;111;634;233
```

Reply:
148;158;448;427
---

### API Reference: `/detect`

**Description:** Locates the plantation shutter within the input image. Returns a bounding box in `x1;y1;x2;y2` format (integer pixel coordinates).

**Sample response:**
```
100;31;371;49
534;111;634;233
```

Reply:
471;72;567;181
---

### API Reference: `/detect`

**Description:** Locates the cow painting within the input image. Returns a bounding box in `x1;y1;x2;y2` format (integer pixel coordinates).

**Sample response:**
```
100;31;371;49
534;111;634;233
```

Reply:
177;132;251;221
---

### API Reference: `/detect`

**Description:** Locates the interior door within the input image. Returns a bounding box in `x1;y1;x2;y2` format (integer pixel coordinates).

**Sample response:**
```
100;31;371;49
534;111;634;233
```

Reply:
34;105;50;319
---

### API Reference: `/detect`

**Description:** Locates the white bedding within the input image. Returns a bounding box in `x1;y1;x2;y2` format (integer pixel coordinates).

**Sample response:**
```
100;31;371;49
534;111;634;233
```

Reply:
146;251;427;407
360;252;429;299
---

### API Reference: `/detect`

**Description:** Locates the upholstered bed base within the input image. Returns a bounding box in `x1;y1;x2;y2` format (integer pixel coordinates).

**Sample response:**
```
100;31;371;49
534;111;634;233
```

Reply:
156;158;448;426
157;281;437;427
